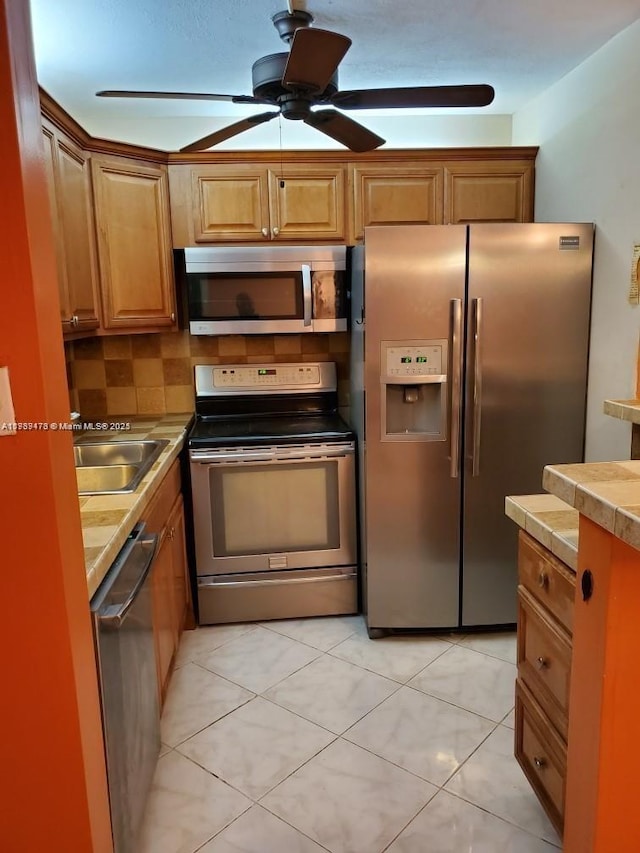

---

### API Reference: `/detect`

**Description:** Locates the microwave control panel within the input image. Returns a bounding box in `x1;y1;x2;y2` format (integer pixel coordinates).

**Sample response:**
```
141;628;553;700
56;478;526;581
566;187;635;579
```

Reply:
382;340;447;383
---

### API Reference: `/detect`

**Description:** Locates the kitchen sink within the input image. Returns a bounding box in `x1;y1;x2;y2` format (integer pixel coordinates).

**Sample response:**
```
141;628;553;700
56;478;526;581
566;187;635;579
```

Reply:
76;464;139;494
74;439;169;495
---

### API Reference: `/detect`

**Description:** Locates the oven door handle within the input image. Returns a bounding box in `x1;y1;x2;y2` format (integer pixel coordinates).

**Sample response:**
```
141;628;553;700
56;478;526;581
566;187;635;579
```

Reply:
190;443;354;464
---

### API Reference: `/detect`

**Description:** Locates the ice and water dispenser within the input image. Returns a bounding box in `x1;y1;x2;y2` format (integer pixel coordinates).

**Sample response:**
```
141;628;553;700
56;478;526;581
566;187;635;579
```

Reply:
381;340;448;441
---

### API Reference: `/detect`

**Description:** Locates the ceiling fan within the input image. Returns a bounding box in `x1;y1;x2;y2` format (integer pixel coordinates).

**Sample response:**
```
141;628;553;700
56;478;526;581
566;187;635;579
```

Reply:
97;7;495;154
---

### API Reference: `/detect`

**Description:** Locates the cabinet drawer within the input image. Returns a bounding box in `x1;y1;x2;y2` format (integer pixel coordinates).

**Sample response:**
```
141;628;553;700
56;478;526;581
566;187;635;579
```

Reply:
515;678;566;835
519;530;575;634
518;586;572;740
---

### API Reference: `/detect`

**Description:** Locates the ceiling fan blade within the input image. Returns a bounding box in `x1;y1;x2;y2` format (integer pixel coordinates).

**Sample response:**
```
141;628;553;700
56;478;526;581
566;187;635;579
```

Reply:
283;28;351;93
180;111;279;153
331;84;495;110
96;90;262;104
304;110;384;153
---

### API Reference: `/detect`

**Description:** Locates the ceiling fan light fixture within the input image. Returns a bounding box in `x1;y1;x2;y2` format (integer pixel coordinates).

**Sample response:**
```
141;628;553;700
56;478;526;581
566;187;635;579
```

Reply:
279;94;311;120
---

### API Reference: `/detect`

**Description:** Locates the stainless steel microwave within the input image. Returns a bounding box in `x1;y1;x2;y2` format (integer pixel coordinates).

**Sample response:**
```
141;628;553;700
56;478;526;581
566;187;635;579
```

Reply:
184;245;348;335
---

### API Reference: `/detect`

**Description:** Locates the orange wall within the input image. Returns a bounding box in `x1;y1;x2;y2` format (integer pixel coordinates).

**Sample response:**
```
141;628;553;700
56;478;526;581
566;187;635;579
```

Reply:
0;2;111;850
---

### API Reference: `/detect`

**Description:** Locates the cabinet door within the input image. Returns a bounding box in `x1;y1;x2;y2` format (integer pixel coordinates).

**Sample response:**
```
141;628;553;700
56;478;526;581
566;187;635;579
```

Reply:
269;165;346;241
168;494;191;636
56;136;100;331
41;121;72;327
444;161;534;223
350;164;444;242
151;531;177;703
92;157;176;329
192;167;270;242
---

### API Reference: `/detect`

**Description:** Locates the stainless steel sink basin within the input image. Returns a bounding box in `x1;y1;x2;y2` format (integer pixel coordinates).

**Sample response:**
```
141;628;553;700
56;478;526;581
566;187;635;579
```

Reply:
76;464;140;494
74;439;169;495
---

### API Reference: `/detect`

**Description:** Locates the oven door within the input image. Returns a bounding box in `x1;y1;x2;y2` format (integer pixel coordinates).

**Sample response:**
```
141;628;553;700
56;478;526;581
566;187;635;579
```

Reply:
190;442;356;576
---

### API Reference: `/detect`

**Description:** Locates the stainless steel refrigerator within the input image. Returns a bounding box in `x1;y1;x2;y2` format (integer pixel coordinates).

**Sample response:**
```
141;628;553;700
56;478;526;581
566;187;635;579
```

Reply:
350;224;593;634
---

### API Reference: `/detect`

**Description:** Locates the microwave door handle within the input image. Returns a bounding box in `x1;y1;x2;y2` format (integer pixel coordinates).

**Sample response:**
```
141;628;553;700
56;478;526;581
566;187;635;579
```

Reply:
301;264;312;327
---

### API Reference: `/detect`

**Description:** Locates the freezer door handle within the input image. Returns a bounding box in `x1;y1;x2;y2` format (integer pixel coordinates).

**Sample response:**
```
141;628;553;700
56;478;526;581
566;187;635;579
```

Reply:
471;297;483;477
449;298;463;478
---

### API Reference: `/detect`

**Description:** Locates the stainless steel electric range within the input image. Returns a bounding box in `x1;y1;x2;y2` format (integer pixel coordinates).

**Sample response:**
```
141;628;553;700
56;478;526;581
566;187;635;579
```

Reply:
188;361;358;625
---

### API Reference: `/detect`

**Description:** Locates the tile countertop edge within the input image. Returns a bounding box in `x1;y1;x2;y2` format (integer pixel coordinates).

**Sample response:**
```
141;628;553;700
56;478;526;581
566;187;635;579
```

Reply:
505;494;579;571
542;460;640;555
80;415;192;599
603;399;640;424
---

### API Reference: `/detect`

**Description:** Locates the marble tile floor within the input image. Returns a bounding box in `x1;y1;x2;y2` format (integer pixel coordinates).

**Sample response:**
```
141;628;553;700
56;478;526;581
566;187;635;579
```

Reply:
139;616;561;853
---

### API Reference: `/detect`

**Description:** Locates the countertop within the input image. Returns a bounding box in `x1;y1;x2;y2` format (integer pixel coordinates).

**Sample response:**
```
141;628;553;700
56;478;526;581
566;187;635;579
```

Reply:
78;414;192;598
542;460;640;554
603;399;640;424
505;493;579;570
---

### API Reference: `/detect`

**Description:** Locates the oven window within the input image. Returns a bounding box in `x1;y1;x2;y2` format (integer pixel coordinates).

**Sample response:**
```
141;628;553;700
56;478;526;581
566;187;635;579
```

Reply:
189;273;303;321
210;461;340;556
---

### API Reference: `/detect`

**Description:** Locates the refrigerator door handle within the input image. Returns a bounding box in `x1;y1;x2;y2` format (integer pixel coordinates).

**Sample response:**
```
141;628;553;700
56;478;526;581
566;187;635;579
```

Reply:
449;298;463;478
471;297;483;477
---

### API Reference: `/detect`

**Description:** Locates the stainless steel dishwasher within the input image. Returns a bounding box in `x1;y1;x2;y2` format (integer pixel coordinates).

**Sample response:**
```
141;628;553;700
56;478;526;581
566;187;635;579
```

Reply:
91;522;160;853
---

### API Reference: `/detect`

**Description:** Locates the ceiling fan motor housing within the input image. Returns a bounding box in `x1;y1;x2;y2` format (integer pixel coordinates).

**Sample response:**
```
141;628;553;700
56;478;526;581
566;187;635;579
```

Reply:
252;52;339;107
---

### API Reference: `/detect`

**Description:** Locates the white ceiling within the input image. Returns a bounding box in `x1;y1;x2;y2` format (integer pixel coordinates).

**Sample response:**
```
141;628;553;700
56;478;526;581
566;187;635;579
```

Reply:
29;0;640;151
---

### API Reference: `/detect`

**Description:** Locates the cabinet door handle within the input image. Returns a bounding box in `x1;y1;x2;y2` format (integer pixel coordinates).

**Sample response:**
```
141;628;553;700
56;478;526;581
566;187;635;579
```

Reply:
537;571;548;589
272;226;280;237
261;227;269;238
536;656;548;670
533;756;546;769
170;312;176;323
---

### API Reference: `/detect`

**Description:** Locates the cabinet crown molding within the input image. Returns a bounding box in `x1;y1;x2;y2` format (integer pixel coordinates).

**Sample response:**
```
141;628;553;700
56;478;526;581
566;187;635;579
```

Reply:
41;87;538;166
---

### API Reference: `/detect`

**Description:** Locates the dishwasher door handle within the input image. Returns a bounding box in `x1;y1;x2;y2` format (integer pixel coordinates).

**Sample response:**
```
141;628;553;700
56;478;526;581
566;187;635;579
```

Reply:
99;533;158;628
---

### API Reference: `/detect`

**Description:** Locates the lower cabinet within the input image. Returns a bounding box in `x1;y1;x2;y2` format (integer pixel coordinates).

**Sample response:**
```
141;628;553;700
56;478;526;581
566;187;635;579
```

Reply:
515;530;575;837
142;459;192;705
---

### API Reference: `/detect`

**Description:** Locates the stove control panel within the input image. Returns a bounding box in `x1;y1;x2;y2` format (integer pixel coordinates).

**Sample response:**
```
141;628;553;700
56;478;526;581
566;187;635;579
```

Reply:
212;365;321;388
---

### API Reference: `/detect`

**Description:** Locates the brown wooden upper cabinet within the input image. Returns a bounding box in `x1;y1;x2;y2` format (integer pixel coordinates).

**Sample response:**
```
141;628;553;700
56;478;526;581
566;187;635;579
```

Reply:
41;118;101;334
444;160;534;224
350;163;444;242
91;156;177;330
169;152;535;247
169;163;347;245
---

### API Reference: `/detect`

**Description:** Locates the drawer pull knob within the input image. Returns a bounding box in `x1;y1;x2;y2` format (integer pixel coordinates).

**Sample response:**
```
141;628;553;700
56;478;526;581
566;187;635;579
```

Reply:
538;571;548;589
536;656;548;670
581;569;594;602
533;756;546;769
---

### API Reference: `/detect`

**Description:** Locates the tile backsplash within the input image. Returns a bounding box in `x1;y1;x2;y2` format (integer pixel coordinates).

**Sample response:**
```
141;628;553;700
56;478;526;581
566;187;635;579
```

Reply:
67;331;351;419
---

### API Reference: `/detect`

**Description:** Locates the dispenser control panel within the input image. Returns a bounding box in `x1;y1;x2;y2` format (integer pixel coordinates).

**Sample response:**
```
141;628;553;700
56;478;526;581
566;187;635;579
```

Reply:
384;342;445;382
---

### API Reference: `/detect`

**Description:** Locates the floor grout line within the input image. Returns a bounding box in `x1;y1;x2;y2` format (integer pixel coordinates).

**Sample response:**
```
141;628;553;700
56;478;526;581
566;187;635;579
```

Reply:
149;621;557;853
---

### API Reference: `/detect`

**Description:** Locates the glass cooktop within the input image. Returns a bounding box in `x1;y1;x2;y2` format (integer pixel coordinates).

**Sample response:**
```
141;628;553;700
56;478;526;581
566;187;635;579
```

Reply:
188;413;353;448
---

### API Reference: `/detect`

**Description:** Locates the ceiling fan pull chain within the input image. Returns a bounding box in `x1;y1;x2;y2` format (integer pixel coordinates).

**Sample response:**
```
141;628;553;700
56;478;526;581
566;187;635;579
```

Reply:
278;115;285;188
